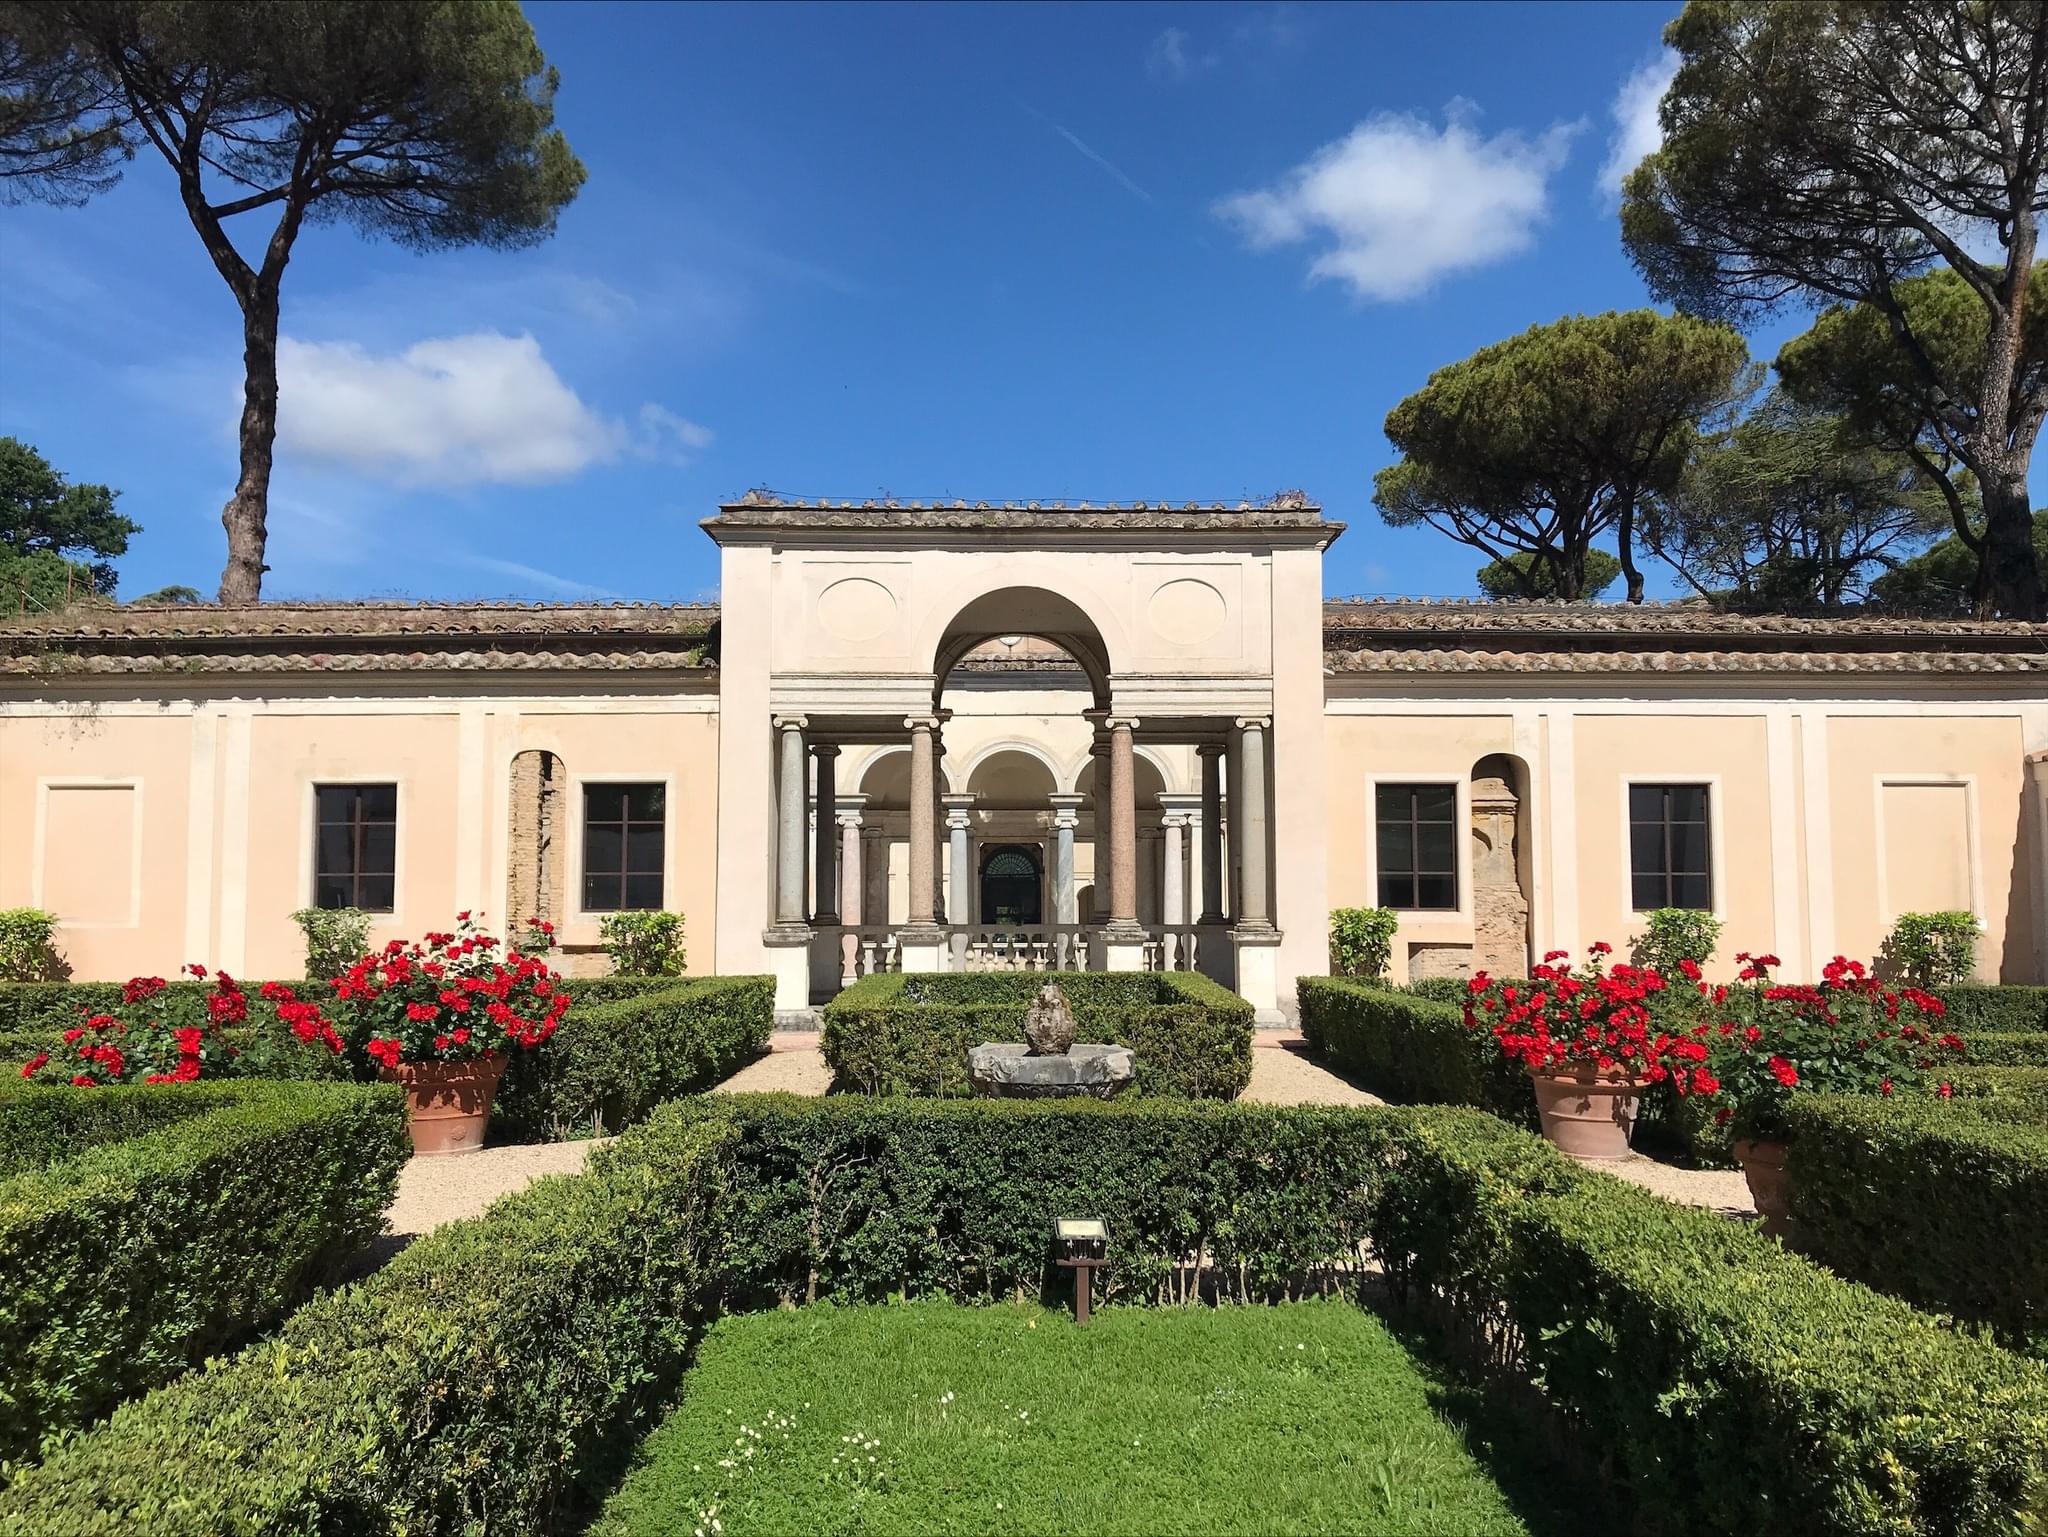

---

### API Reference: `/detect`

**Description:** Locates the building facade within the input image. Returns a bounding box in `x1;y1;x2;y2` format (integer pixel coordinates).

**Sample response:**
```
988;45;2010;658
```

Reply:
4;495;2045;1021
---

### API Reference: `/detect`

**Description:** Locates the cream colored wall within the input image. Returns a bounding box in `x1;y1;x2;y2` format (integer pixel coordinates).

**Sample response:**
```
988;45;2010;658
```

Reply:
1320;690;2047;985
1826;715;2030;979
0;713;193;978
0;688;718;983
1574;714;1775;966
1323;713;1516;963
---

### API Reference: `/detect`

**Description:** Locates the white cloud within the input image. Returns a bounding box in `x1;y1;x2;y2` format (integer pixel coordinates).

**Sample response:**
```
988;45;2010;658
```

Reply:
273;332;710;487
1598;49;1678;200
1147;26;1214;81
1214;101;1582;302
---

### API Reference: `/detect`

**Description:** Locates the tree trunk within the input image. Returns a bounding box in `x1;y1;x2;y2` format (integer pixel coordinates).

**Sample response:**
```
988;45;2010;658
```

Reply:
1980;473;2043;620
1617;501;1646;604
218;284;281;605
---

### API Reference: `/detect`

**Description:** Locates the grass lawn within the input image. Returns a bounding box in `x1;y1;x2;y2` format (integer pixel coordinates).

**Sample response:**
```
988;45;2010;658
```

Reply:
594;1300;1531;1537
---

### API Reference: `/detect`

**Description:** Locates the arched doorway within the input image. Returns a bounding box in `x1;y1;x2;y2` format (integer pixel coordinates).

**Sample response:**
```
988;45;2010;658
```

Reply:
979;844;1044;925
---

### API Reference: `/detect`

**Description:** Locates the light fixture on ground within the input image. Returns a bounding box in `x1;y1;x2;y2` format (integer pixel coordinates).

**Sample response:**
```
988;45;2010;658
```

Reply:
1053;1216;1108;1325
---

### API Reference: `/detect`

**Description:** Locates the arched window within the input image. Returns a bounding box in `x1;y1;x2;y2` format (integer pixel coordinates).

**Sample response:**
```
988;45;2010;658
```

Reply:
978;844;1043;925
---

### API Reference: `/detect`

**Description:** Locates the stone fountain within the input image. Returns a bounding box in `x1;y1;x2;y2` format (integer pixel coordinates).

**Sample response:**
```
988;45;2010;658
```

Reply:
966;981;1135;1098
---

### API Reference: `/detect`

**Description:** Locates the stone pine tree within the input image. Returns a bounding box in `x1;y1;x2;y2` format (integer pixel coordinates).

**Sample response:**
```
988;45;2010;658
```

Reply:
1374;309;1748;602
1620;0;2048;618
1646;388;1952;610
0;435;135;607
1475;549;1622;601
1777;265;2045;614
0;2;585;602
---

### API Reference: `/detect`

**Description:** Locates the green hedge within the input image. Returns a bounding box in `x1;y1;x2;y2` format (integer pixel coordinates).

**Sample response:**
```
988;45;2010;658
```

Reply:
1295;977;1533;1126
0;1079;408;1468
1370;1110;2048;1536
1950;1065;2048;1122
1957;1031;2048;1068
1934;985;2048;1033
655;1093;1388;1308
494;976;773;1139
820;971;1253;1099
0;1111;731;1535
1786;1094;2048;1349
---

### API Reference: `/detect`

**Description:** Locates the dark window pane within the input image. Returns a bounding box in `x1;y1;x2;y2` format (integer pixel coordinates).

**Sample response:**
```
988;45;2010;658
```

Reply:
1414;784;1456;821
627;783;665;820
1375;784;1406;821
315;785;350;822
582;872;617;912
362;822;396;877
627;826;664;874
316;824;352;874
1414;873;1457;910
1671;872;1712;911
357;876;395;913
1668;821;1709;874
585;823;623;877
624;872;664;910
1416;821;1455;875
315;875;353;910
357;783;396;819
1378;820;1414;875
1628;784;1663;821
1628;821;1661;878
586;785;625;822
1666;785;1708;823
1377;874;1410;909
1632;872;1667;911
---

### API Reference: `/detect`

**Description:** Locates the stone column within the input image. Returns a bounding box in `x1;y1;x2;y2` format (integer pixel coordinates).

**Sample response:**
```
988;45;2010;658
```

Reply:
943;792;974;969
931;726;949;922
1231;715;1282;1024
1233;717;1272;930
861;827;889;928
904;717;940;931
1197;743;1226;924
1162;810;1187;926
1087;735;1111;922
837;795;865;985
773;716;808;927
812;745;840;924
1104;716;1146;969
1047;793;1084;926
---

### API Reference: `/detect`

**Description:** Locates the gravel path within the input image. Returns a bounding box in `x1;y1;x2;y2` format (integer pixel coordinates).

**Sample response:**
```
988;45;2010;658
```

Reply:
1596;1153;1756;1215
711;1033;833;1096
1243;1032;1385;1107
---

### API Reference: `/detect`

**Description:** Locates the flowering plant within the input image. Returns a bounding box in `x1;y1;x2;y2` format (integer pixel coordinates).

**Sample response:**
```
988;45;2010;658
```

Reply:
334;912;570;1072
1465;943;1693;1084
1683;953;1964;1140
17;967;342;1086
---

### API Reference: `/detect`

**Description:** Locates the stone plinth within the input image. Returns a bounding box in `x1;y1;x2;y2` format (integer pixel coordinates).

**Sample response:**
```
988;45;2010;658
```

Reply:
967;1042;1135;1098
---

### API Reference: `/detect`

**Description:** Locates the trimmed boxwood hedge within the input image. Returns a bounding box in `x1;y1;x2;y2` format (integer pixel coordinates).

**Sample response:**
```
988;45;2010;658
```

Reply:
656;1092;1386;1308
1371;1110;2048;1536
1296;976;1534;1127
0;1112;732;1535
1785;1092;2048;1350
0;1078;408;1469
1934;985;2048;1033
494;976;774;1139
8;1093;2048;1535
820;971;1254;1099
1955;1030;2048;1068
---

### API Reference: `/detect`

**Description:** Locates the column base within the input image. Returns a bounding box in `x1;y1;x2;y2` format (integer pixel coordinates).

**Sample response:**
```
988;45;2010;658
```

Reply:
1231;924;1285;1025
897;924;949;973
761;924;814;1012
1196;918;1236;989
1101;919;1148;972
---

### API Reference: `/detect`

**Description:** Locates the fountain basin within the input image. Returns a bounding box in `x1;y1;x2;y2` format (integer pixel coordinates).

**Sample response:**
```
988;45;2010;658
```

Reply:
967;1042;1136;1098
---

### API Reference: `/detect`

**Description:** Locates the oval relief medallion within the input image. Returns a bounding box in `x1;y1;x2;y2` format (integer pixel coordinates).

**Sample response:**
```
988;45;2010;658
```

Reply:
1147;577;1227;647
816;577;898;643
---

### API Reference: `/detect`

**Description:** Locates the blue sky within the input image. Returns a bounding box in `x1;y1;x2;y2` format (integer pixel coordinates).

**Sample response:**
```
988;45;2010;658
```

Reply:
0;1;1968;604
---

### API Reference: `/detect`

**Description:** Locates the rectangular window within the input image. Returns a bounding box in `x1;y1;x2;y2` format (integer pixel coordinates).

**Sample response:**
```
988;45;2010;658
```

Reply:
314;783;397;912
1629;783;1713;911
583;782;665;912
1375;783;1458;910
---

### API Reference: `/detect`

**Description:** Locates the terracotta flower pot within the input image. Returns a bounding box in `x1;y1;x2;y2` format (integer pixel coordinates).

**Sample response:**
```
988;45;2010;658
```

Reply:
1527;1065;1643;1160
382;1053;507;1156
1733;1137;1792;1239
